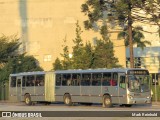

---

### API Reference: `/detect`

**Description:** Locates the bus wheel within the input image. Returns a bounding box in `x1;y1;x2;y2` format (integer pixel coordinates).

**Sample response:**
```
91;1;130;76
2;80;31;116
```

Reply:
64;94;72;106
24;94;32;106
103;95;112;108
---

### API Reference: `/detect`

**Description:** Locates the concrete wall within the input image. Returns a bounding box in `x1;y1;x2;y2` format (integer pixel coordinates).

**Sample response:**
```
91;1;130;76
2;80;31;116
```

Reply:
0;0;125;70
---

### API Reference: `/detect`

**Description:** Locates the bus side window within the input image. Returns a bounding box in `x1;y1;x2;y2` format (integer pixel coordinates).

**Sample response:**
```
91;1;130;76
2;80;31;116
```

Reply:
120;76;126;89
92;73;102;86
102;73;111;86
39;75;44;86
72;74;81;86
10;77;16;87
22;76;25;87
62;74;71;86
62;76;67;86
81;74;91;86
17;79;21;87
111;73;118;86
26;75;35;87
36;75;44;86
56;74;61;86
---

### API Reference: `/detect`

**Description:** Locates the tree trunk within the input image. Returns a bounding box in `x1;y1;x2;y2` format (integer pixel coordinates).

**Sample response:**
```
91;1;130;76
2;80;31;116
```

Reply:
128;1;134;68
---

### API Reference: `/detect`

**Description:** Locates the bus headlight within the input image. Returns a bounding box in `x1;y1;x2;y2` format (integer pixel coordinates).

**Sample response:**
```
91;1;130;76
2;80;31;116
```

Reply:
146;96;150;99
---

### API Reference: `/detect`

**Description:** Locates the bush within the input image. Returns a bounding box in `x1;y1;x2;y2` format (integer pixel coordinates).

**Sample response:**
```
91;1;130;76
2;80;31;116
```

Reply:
151;85;160;101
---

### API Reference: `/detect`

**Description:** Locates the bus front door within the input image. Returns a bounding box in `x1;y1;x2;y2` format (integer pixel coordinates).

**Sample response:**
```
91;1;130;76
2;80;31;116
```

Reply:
17;76;22;101
118;73;127;104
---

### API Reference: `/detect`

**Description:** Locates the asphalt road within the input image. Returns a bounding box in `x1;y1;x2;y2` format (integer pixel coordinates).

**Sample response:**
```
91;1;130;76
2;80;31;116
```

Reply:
0;102;160;120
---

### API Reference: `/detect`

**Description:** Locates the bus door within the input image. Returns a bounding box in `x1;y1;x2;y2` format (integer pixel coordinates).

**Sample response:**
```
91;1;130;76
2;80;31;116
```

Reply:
16;76;22;101
110;72;119;103
118;73;127;104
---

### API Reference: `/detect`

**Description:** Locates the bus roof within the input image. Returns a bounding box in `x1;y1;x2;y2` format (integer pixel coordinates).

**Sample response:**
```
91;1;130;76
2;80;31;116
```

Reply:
55;68;148;74
9;68;148;76
10;71;46;76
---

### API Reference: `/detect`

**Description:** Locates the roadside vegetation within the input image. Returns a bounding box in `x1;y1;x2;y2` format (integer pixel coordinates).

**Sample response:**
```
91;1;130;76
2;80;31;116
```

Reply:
0;35;43;100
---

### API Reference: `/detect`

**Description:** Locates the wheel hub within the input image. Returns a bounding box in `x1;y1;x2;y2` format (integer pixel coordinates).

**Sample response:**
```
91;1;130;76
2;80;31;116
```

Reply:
26;98;30;104
105;98;110;105
65;97;70;104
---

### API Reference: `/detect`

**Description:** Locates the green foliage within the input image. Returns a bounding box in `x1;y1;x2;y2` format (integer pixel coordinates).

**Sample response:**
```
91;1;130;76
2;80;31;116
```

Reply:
0;35;20;65
81;0;160;39
53;58;63;70
59;36;72;70
92;39;120;68
72;21;85;69
109;0;159;28
92;23;120;68
53;21;121;70
100;25;110;41
144;0;160;28
118;26;151;49
0;35;43;83
18;54;43;72
82;42;94;69
81;0;104;30
0;54;43;81
81;0;159;68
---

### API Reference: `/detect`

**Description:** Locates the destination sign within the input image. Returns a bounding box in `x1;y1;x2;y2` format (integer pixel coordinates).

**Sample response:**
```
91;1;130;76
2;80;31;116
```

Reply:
128;70;149;75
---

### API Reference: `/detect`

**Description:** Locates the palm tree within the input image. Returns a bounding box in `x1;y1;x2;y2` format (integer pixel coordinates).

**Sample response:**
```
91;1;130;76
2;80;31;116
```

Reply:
117;26;151;50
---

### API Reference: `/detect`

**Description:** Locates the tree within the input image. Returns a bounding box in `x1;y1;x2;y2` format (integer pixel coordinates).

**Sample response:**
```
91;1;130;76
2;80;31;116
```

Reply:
0;35;43;100
60;36;72;70
72;21;85;69
53;22;94;70
82;2;121;68
0;54;43;82
81;0;129;67
81;0;160;68
118;26;151;50
143;0;160;35
0;35;20;82
52;21;120;70
93;39;120;68
92;25;120;68
0;35;20;67
17;54;43;72
53;58;63;70
113;0;159;68
82;42;94;69
0;35;43;83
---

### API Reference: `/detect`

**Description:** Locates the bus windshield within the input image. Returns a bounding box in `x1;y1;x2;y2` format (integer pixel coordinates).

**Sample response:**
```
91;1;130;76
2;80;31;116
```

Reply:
128;75;150;92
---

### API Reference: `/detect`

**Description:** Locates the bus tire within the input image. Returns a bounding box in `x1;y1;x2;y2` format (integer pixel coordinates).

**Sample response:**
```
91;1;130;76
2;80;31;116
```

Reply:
102;95;112;108
64;94;72;106
24;94;32;106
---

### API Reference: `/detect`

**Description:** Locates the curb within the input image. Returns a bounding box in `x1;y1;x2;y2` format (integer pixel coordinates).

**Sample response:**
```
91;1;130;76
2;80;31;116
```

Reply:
152;102;160;105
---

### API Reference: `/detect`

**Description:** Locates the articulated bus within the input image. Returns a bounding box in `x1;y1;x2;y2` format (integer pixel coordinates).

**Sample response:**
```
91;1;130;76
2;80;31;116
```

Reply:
9;68;151;107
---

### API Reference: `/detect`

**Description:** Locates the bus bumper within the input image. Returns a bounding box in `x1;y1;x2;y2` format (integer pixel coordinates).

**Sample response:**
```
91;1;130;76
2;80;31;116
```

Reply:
128;98;151;104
